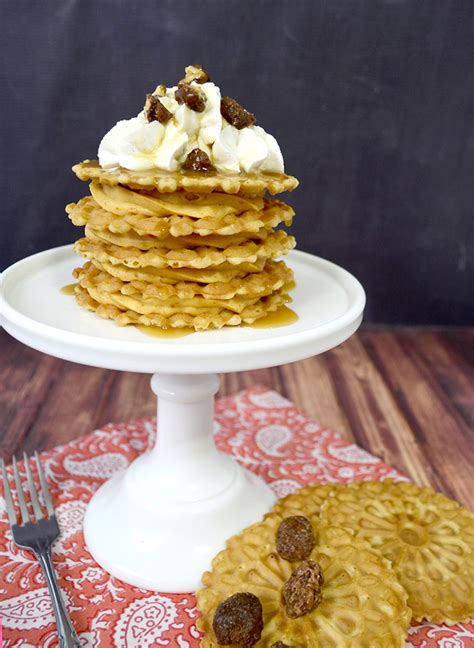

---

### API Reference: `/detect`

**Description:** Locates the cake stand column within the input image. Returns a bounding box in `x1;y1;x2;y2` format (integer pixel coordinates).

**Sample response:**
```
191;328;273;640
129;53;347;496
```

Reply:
83;372;276;593
146;374;234;500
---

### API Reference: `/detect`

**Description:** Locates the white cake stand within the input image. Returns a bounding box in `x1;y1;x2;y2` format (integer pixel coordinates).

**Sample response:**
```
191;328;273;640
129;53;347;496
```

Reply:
0;244;365;592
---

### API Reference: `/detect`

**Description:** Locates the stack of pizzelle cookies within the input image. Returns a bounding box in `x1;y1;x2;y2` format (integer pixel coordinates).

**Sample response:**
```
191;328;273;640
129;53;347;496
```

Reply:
197;480;474;647
67;67;299;331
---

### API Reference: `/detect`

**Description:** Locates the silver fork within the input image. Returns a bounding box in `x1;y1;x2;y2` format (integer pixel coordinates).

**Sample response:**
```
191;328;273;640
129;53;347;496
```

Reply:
1;453;81;648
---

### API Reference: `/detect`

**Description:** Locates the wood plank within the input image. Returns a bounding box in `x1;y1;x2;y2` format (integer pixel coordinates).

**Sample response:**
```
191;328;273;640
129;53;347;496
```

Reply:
220;368;283;399
442;329;474;365
21;363;116;455
99;372;155;425
279;357;354;442
324;334;439;488
220;359;354;443
0;330;59;459
362;329;473;507
434;330;474;427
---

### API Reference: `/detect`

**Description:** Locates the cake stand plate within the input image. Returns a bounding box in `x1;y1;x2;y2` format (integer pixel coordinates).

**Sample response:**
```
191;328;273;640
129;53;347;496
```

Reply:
0;245;365;592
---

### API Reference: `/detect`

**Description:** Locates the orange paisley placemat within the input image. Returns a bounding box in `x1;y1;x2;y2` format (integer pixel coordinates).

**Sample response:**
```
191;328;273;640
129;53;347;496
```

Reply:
0;386;472;646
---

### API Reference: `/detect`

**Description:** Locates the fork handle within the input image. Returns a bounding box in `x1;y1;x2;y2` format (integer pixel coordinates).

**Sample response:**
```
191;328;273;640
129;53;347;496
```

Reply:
37;549;82;648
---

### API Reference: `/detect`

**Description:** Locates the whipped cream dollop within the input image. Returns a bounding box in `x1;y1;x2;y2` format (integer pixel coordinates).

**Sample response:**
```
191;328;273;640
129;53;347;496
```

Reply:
98;81;284;174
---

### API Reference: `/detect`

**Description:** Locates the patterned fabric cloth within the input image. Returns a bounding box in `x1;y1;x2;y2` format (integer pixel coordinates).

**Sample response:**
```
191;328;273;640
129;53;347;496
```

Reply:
0;386;472;647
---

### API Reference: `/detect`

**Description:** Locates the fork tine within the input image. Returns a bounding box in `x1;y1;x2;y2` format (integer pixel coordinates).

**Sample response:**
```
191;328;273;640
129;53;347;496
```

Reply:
12;456;30;525
23;453;43;522
1;458;17;527
35;452;55;517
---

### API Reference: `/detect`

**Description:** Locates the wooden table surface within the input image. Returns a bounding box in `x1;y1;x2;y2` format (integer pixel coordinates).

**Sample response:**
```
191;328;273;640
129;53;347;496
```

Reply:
0;327;472;508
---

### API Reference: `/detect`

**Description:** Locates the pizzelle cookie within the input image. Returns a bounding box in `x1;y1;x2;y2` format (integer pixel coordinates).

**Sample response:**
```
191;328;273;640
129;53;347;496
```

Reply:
197;513;411;647
89;181;266;217
78;259;292;300
74;279;290;330
272;483;340;520
67;196;294;239
86;259;266;285
74;228;294;269
72;160;299;196
68;65;299;331
74;261;292;316
320;480;474;623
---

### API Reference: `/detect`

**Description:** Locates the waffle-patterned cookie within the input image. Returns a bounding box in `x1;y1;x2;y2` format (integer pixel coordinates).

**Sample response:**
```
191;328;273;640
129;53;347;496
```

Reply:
89;181;266;218
83;224;270;252
320;480;474;623
75;261;293;316
74;282;290;330
74;229;295;271
88;258;265;285
73;160;299;195
80;260;293;301
197;513;411;647
272;483;340;520
67;196;294;239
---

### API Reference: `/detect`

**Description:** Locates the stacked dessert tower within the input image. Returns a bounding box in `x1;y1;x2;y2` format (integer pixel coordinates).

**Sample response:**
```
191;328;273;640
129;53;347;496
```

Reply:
67;65;299;331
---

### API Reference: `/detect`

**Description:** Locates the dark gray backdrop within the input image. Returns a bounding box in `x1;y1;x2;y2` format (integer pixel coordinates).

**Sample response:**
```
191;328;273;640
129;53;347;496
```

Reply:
1;0;473;324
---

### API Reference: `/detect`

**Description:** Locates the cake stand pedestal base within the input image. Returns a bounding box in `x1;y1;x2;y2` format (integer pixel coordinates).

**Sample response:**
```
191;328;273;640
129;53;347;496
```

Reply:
83;373;275;592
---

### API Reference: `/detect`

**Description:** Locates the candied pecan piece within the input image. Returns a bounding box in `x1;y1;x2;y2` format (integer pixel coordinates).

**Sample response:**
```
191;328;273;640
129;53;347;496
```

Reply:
271;643;294;648
175;81;206;112
183;148;216;172
221;96;256;129
144;94;172;124
276;515;316;562
182;63;210;84
212;592;263;646
282;560;324;618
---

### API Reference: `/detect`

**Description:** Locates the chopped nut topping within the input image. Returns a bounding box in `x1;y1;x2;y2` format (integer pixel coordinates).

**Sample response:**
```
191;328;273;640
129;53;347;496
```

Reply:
183;148;216;172
282;560;324;618
276;515;316;562
175;81;206;112
181;63;210;84
213;592;263;646
271;643;294;648
144;94;172;124
221;96;256;129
